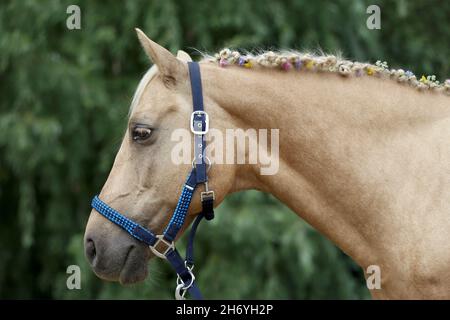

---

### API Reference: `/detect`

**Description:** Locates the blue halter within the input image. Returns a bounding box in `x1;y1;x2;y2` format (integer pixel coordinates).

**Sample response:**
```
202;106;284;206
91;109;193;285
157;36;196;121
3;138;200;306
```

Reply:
91;61;214;300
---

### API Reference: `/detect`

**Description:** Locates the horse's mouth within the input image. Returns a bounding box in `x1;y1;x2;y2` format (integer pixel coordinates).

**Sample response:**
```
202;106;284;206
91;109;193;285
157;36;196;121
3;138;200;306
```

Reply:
118;245;151;285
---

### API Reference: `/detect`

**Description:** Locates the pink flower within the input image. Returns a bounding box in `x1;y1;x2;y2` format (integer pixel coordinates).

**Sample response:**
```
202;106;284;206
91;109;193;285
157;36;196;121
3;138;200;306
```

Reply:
219;58;228;67
282;62;292;71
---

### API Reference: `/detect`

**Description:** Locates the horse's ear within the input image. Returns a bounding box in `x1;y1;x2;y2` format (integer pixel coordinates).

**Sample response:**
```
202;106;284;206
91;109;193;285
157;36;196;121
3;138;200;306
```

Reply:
135;28;186;86
176;50;192;62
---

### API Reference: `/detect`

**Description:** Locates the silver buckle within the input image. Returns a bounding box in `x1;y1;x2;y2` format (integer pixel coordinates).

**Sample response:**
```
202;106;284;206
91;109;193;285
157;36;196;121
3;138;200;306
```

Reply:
201;191;215;201
190;111;209;135
149;235;174;259
201;181;215;201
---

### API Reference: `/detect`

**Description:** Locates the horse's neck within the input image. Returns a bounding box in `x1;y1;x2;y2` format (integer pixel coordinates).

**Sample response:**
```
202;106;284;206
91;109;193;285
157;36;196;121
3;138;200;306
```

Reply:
202;63;450;292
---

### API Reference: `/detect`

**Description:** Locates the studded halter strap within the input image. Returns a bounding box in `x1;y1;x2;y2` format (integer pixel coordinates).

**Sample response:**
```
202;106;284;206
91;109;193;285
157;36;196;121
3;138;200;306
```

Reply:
91;61;214;300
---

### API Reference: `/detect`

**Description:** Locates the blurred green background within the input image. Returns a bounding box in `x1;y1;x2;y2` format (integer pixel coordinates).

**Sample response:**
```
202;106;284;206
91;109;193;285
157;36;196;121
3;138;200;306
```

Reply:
0;0;448;299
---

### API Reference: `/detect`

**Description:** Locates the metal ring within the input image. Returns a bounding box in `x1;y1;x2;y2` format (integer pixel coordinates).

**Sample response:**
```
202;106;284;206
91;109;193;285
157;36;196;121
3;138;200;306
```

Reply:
176;268;196;291
191;155;212;172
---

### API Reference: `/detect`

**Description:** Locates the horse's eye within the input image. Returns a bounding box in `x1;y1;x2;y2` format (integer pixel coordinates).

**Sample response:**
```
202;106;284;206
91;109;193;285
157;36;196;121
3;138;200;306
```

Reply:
132;126;152;142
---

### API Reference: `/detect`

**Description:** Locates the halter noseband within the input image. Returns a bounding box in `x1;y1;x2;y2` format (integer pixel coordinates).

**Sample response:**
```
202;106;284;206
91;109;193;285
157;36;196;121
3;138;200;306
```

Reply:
91;61;214;300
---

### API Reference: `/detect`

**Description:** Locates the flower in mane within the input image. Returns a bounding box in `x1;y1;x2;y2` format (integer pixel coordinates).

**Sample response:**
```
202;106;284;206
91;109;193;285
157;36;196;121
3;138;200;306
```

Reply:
203;49;450;95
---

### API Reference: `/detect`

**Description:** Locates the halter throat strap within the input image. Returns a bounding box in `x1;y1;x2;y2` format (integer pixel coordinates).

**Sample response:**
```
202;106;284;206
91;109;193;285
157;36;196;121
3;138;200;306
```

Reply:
91;61;214;300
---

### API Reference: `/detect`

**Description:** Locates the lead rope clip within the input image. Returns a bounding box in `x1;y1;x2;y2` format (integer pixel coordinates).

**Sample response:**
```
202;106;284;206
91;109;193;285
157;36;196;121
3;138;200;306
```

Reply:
175;263;195;300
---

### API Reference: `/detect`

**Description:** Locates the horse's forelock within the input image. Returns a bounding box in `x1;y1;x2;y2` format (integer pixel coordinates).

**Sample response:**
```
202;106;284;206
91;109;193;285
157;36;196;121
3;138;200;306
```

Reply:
129;65;159;116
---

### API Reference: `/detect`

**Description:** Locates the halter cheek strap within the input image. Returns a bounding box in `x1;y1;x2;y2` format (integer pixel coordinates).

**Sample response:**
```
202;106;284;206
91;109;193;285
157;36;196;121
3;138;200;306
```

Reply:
91;61;214;300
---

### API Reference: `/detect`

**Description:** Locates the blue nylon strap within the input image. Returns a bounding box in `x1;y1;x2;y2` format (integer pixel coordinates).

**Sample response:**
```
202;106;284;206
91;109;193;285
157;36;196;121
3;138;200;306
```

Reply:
188;62;207;184
188;62;204;112
185;213;205;266
166;248;203;300
163;184;194;241
91;169;199;246
186;282;203;300
193;121;205;179
163;169;196;242
91;196;157;246
186;168;198;188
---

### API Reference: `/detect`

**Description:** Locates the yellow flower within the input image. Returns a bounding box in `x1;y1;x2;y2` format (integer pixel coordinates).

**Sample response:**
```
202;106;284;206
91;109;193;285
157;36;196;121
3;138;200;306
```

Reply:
420;75;427;83
243;61;252;68
366;67;374;76
305;60;315;69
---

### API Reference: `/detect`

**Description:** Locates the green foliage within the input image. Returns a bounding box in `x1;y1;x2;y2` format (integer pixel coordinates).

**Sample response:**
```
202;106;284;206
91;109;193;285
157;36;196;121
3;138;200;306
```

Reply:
0;0;448;299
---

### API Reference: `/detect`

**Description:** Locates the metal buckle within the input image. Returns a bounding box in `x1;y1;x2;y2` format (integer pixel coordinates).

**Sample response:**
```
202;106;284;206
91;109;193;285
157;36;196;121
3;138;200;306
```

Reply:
201;181;215;201
149;235;174;259
190;111;209;135
201;191;215;201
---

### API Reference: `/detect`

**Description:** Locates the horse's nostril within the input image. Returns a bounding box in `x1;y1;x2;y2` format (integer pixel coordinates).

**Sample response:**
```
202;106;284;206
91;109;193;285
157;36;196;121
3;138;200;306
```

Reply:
85;237;97;264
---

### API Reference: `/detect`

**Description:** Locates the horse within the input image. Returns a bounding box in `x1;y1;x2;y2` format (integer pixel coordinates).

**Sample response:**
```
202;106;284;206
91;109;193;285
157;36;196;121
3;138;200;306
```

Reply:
84;28;450;299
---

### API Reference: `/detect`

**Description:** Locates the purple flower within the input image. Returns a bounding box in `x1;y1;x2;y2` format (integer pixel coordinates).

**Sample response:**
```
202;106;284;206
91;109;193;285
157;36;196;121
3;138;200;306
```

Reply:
238;57;246;66
295;60;303;70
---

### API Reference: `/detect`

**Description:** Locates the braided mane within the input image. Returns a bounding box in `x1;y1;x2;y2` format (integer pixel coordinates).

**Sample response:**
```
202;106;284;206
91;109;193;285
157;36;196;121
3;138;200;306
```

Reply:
202;49;450;95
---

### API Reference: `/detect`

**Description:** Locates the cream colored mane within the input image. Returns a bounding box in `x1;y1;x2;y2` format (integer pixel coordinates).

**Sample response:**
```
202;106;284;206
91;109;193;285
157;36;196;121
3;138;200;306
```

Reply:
202;49;450;95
